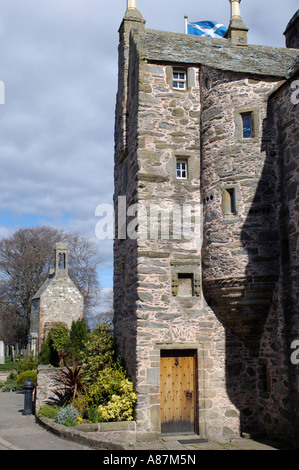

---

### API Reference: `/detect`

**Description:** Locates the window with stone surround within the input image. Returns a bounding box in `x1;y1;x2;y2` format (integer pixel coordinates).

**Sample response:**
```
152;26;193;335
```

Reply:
171;270;200;298
176;159;188;179
221;185;242;218
177;273;194;297
222;187;236;216
241;112;254;138
166;66;196;91
172;70;187;90
234;107;259;140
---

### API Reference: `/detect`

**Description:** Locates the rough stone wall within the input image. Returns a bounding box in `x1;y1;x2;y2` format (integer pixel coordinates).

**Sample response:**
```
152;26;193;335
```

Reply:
35;365;66;412
113;18;143;381
256;71;299;446
200;66;283;434
114;23;241;441
113;11;299;444
201;67;280;283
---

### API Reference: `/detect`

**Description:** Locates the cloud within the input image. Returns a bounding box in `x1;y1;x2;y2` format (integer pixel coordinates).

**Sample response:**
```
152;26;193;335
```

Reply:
0;0;297;292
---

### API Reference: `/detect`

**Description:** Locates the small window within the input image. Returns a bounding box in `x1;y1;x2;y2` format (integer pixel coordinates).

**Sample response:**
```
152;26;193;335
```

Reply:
177;273;194;297
281;238;290;264
205;77;211;90
176;160;188;179
222;187;237;216
173;70;187;90
227;188;236;214
242;112;254;139
259;359;270;397
58;253;65;270
122;162;128;189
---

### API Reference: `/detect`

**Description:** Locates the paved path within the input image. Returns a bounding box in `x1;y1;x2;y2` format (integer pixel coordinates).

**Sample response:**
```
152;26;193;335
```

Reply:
0;392;291;451
0;392;90;450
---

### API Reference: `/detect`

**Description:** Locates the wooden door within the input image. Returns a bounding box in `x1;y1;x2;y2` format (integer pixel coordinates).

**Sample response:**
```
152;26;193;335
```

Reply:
160;350;196;434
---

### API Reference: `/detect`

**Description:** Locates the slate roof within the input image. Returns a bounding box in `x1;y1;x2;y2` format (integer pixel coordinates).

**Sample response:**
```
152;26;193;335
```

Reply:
32;274;54;300
287;55;299;78
139;29;299;78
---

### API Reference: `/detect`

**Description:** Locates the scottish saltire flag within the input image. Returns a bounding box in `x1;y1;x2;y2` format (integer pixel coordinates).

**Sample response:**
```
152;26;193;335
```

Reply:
187;20;227;38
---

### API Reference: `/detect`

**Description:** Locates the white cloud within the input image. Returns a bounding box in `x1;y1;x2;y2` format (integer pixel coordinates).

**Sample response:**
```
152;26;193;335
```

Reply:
0;0;297;288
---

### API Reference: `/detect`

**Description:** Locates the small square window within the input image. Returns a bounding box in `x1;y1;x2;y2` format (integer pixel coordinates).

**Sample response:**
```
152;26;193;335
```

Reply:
178;273;194;297
173;70;187;90
176;160;188;179
242;113;254;139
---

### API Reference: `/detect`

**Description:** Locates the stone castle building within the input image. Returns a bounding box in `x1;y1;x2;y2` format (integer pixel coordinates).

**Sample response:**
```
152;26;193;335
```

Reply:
113;0;299;444
30;243;84;354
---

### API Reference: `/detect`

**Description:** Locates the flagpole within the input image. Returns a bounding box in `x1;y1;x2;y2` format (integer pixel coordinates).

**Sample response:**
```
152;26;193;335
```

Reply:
184;15;188;34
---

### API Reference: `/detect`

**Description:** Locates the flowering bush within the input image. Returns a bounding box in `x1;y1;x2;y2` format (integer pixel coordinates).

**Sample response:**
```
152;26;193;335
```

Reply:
86;367;136;422
97;388;137;422
47;324;136;423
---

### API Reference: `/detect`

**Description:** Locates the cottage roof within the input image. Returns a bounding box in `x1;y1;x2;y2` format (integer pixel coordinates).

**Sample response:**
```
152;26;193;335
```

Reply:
139;29;299;78
32;274;54;300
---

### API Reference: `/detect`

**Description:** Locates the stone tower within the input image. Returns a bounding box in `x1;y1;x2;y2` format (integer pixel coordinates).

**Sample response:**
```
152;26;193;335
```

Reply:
30;243;84;354
113;0;299;445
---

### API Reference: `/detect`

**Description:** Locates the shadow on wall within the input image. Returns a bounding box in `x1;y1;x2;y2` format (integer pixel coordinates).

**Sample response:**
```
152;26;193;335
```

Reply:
202;85;293;437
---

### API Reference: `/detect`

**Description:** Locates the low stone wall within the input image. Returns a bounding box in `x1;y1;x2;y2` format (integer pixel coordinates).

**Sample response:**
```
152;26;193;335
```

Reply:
36;416;136;450
35;365;66;413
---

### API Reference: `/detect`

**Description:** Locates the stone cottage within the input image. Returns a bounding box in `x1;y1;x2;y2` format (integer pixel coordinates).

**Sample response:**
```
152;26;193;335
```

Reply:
113;0;299;445
29;243;84;354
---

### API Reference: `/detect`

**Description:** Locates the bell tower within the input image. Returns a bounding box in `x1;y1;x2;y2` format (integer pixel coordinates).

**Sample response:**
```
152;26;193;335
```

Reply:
54;243;69;278
225;0;248;45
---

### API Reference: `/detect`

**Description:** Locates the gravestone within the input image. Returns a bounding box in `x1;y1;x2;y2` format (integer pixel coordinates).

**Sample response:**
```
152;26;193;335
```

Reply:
0;341;4;365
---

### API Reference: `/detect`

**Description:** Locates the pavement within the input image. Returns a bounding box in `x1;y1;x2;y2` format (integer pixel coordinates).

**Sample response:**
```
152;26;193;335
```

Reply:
0;391;293;452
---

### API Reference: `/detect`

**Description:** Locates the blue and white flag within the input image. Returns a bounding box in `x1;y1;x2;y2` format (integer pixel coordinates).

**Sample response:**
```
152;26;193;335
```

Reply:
187;20;227;38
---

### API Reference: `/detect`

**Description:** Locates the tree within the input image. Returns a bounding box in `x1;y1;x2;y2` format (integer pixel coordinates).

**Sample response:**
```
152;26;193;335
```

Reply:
0;226;63;339
0;226;100;339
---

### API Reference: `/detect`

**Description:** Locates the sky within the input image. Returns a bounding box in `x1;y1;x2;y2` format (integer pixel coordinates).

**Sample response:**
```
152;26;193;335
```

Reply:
0;0;297;297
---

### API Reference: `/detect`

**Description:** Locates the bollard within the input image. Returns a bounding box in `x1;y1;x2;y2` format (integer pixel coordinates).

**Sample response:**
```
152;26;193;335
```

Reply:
22;376;35;415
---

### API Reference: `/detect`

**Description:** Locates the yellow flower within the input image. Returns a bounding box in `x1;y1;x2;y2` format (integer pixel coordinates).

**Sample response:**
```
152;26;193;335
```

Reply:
77;416;83;423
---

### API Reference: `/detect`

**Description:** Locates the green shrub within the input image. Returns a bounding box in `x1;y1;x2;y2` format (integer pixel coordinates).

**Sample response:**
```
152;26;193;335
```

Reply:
16;370;37;387
86;366;136;421
80;324;115;376
38;337;53;365
68;318;88;362
0;359;18;371
87;407;102;423
17;353;38;374
38;404;60;419
38;323;71;367
71;394;90;416
55;405;81;427
1;372;20;392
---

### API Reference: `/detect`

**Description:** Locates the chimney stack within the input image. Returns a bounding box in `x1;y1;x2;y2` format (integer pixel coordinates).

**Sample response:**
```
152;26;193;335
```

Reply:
225;0;248;46
127;0;137;10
